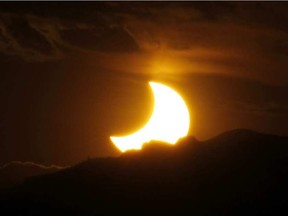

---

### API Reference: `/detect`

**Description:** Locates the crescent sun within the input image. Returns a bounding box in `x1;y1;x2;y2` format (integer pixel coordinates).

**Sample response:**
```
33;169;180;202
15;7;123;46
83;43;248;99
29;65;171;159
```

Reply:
110;82;190;152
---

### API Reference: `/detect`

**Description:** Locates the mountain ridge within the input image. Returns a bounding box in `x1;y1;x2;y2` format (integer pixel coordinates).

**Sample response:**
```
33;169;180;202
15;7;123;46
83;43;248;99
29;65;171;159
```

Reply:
1;129;287;215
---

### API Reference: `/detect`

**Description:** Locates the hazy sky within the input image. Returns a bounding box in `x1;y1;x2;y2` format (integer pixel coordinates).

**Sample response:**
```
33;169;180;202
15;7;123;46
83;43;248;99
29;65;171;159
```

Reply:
0;2;287;166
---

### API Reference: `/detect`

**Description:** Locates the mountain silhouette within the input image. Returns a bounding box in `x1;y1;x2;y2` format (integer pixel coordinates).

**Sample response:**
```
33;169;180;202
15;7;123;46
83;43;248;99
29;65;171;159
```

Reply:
0;129;287;215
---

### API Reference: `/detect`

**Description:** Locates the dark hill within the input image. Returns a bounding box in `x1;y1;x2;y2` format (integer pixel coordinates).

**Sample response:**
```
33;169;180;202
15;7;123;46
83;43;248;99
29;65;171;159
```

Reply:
0;129;288;215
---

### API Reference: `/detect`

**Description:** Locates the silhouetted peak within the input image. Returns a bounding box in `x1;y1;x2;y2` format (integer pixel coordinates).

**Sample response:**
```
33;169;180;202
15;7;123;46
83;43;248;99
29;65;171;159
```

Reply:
1;129;288;215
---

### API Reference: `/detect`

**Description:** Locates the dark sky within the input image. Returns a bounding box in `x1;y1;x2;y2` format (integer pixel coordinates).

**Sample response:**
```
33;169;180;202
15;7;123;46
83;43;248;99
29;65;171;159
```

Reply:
0;2;287;166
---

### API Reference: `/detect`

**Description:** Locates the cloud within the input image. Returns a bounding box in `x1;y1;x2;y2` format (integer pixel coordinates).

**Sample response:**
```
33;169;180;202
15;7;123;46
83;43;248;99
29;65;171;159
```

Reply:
216;100;288;117
0;3;140;62
0;161;65;170
0;160;65;189
0;13;63;61
0;2;287;84
120;4;288;85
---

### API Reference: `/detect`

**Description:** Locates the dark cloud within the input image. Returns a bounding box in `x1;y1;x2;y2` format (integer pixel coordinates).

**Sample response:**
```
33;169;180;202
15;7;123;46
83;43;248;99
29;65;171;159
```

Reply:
0;2;287;84
180;73;288;115
60;25;138;52
217;100;288;117
0;13;63;61
0;2;140;61
6;16;53;54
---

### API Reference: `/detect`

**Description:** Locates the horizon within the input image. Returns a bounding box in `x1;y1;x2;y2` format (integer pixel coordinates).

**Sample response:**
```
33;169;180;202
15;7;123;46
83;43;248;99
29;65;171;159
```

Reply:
0;128;285;168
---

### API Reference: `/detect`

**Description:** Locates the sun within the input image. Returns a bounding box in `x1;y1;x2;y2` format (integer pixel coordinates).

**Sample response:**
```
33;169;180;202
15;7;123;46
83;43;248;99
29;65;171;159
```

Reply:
110;81;190;152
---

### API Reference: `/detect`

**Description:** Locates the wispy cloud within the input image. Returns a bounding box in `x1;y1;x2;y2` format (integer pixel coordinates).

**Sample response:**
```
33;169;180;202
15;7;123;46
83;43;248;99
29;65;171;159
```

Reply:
0;161;65;170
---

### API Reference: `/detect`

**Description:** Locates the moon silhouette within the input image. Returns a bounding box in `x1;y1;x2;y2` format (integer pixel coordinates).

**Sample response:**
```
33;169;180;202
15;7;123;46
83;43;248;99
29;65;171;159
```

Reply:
110;82;190;152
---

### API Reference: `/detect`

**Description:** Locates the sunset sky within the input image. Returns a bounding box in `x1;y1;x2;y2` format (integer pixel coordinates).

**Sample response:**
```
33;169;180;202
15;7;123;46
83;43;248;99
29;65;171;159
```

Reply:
0;2;287;166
